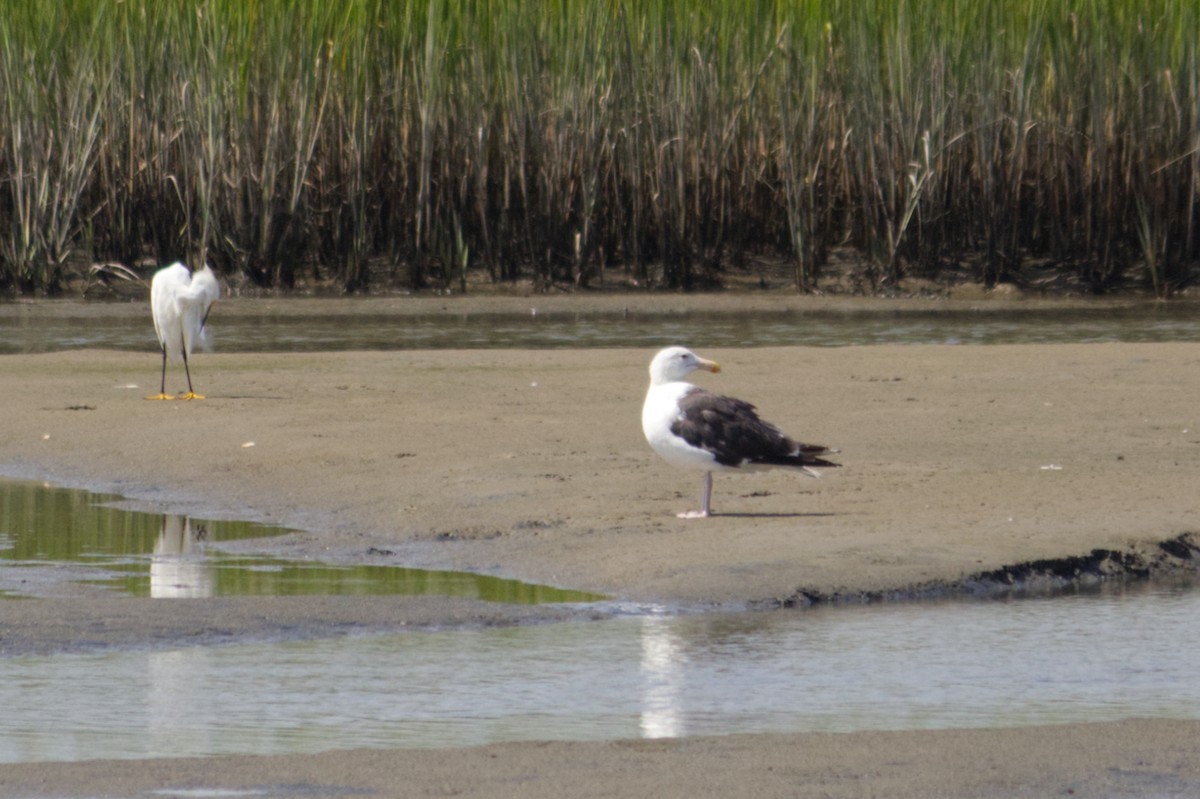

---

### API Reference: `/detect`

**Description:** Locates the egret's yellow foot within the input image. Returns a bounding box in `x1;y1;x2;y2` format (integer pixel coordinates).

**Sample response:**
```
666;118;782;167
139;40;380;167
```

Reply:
145;393;176;401
179;392;206;400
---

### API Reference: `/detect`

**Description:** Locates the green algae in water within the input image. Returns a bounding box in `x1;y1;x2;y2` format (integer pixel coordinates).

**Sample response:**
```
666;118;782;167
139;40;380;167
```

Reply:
0;479;603;603
98;556;598;602
0;481;279;562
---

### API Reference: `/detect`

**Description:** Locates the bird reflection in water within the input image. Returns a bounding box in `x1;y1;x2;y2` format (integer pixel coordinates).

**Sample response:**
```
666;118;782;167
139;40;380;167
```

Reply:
150;514;215;598
640;614;686;738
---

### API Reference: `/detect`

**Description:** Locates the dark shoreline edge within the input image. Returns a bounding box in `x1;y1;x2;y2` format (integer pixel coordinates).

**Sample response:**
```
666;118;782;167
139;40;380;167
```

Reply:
4;534;1196;659
767;532;1200;608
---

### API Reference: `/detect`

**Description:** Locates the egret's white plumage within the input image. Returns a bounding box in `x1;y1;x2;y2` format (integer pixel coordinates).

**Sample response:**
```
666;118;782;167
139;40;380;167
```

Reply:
642;346;839;518
146;262;220;400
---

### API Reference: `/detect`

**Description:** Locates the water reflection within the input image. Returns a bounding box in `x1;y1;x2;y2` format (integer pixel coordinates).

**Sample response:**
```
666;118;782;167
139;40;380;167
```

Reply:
148;647;214;755
150;515;214;598
0;479;282;564
640;614;685;738
3;302;1200;354
1;586;1197;763
0;479;603;603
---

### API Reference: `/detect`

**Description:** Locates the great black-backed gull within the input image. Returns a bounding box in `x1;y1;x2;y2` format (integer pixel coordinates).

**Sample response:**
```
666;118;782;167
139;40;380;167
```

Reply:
641;346;840;518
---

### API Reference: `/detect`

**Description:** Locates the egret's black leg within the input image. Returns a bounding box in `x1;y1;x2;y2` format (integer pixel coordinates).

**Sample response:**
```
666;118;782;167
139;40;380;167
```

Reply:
179;333;205;399
145;345;175;400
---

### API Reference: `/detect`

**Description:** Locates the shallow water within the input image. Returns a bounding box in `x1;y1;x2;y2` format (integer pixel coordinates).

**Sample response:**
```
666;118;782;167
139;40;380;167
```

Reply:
1;486;1198;764
2;302;1199;353
0;479;601;603
1;586;1196;763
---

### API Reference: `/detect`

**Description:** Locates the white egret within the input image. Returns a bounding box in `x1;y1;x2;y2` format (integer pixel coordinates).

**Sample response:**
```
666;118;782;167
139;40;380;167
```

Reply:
641;346;840;518
146;262;220;400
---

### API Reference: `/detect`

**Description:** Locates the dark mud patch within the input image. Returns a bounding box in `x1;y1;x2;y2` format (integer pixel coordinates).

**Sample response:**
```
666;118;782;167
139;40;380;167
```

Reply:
767;532;1200;608
0;595;595;658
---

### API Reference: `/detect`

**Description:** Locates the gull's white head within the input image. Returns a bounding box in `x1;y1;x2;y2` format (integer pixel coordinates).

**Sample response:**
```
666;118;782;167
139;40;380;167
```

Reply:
648;346;721;385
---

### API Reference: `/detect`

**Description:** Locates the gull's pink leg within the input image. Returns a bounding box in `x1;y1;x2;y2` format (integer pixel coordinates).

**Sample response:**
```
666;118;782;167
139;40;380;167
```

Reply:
677;472;713;519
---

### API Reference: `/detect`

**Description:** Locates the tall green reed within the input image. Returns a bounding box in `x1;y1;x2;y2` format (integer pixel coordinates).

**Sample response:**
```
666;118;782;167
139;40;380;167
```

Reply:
0;0;1196;295
0;0;111;292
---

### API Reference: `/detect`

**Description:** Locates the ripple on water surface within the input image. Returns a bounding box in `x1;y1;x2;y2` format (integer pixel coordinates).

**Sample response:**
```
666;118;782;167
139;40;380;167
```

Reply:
2;482;1198;764
3;302;1200;353
0;586;1198;762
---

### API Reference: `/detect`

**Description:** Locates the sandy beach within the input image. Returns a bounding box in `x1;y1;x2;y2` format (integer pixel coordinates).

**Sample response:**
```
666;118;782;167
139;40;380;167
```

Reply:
1;295;1199;797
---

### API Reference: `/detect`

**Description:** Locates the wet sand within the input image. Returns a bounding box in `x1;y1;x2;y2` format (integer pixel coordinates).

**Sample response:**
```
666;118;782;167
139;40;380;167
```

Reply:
3;720;1199;799
1;295;1199;796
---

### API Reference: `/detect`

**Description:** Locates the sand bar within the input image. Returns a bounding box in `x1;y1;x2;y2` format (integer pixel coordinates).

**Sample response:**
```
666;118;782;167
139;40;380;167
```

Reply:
1;296;1198;796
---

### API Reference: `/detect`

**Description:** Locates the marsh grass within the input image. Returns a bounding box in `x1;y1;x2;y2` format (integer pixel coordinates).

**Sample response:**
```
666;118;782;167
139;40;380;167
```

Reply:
0;0;1196;295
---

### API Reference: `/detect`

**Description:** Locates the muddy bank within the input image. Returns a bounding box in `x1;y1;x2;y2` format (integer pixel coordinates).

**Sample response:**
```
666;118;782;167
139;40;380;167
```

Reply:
776;531;1200;607
0;594;590;658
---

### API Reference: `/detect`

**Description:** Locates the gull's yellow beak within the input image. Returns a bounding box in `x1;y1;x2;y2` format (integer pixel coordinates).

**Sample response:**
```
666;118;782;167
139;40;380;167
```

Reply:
698;358;720;373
